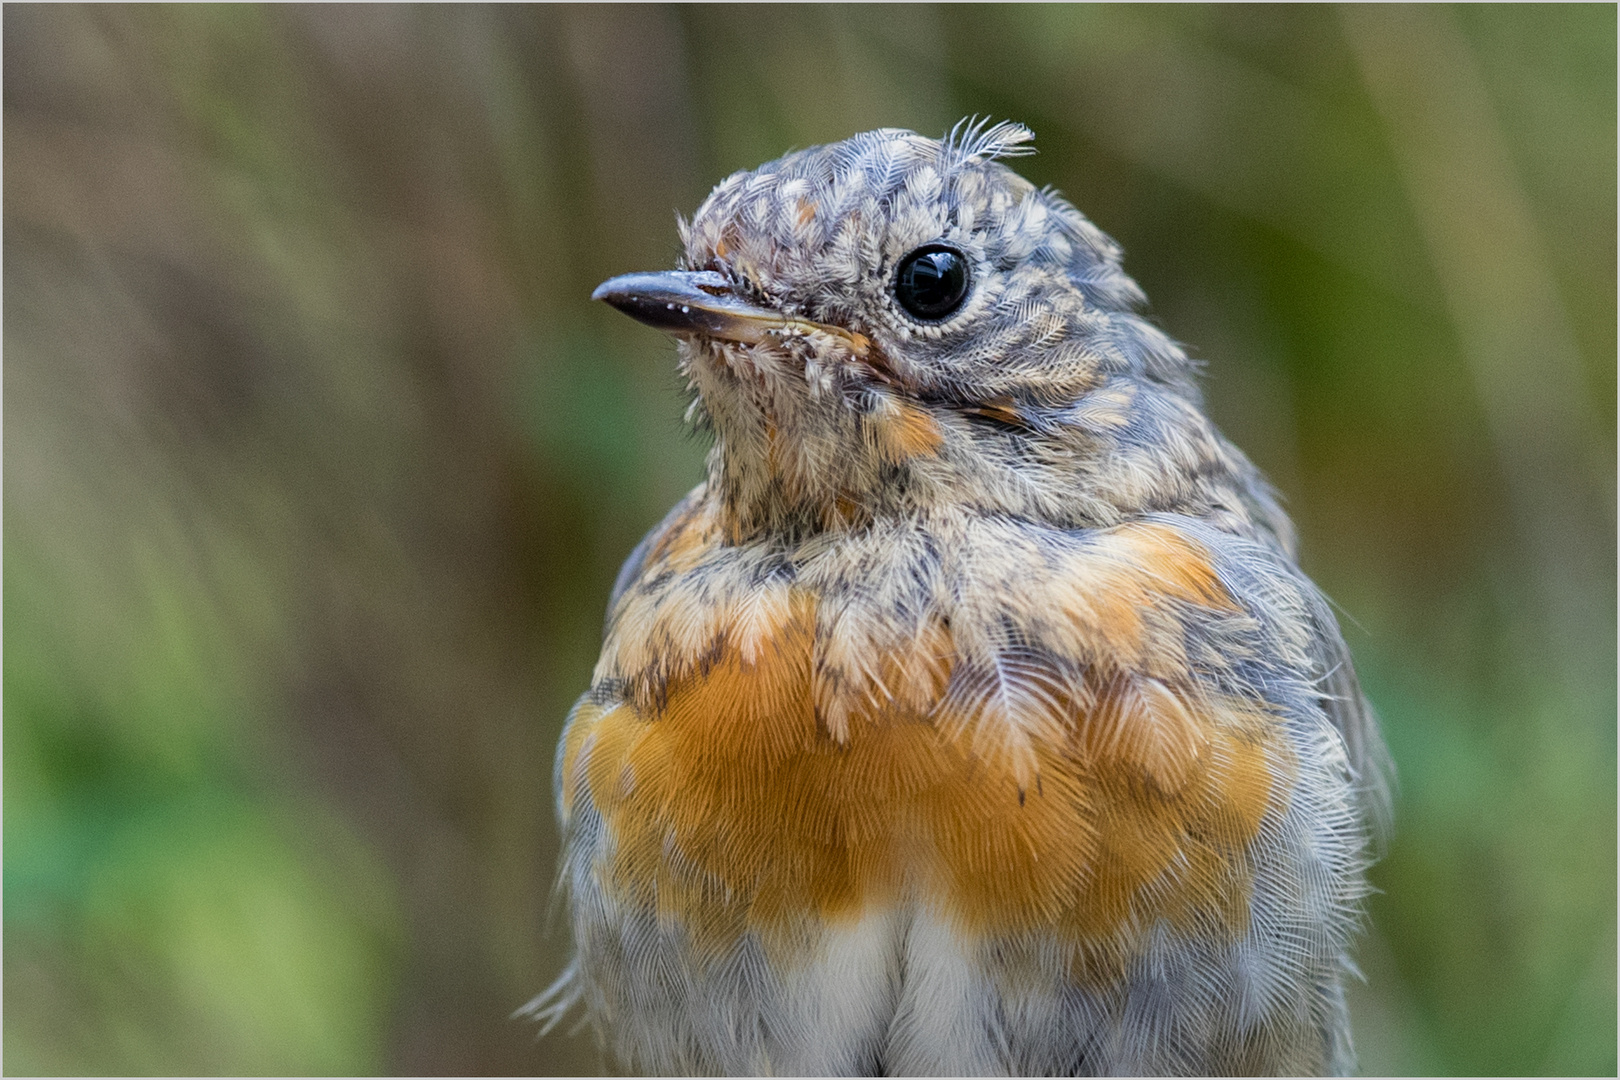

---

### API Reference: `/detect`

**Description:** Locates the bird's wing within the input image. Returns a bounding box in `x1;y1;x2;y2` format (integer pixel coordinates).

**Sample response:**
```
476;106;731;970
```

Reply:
1304;585;1395;845
604;484;706;640
1178;515;1393;844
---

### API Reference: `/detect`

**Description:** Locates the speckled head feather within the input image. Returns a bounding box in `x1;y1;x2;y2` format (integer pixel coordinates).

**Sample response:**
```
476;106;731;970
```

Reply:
648;123;1293;551
550;123;1390;1077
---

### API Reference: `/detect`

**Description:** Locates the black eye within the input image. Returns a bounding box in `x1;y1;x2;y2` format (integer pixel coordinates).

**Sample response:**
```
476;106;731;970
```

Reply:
894;245;970;321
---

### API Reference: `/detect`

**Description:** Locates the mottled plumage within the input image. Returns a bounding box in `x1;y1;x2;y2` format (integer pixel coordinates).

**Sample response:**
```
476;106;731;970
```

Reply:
532;121;1390;1076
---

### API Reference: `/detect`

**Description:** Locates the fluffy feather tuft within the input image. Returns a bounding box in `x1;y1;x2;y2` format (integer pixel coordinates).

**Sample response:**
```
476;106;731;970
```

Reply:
941;116;1038;164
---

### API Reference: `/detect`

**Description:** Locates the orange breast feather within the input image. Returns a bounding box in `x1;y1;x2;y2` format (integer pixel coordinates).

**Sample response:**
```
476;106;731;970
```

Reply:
561;522;1283;975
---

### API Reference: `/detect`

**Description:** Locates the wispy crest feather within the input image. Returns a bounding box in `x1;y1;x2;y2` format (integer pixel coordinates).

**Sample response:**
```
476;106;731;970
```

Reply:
941;116;1038;166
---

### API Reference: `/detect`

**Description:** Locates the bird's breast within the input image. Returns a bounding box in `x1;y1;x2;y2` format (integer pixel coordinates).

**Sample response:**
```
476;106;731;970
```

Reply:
561;505;1290;979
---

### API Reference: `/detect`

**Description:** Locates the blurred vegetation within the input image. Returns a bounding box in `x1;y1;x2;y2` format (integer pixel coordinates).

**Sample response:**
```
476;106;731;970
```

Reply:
4;5;1613;1075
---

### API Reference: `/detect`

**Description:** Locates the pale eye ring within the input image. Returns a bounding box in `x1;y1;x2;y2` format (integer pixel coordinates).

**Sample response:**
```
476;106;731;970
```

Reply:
894;245;970;321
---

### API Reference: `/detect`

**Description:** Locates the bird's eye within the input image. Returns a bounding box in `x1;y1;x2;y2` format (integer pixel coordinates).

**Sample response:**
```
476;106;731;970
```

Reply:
894;245;970;321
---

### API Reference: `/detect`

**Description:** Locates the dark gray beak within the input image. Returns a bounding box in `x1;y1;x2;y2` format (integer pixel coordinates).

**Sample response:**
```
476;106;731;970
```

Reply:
591;271;784;344
592;270;871;357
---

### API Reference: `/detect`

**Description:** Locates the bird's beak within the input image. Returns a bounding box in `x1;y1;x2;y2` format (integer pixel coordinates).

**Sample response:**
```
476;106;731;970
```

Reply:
592;270;870;359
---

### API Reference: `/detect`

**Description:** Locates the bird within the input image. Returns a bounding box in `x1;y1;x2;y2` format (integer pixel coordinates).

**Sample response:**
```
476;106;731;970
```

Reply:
531;120;1390;1076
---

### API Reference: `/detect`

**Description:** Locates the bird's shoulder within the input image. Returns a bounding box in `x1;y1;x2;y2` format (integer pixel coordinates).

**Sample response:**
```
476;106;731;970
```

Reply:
597;497;1348;726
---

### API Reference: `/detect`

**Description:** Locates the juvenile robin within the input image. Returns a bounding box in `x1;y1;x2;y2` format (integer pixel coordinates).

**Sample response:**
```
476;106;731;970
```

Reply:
534;121;1390;1076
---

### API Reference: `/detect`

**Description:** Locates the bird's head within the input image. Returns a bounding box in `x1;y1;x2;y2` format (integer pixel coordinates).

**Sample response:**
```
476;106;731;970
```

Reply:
595;121;1284;548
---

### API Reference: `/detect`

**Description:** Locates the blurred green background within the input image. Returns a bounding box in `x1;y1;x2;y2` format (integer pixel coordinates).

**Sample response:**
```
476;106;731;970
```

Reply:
4;4;1613;1075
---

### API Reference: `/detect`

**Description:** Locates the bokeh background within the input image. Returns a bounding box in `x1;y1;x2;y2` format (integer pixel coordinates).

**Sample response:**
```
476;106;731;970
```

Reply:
5;4;1614;1075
